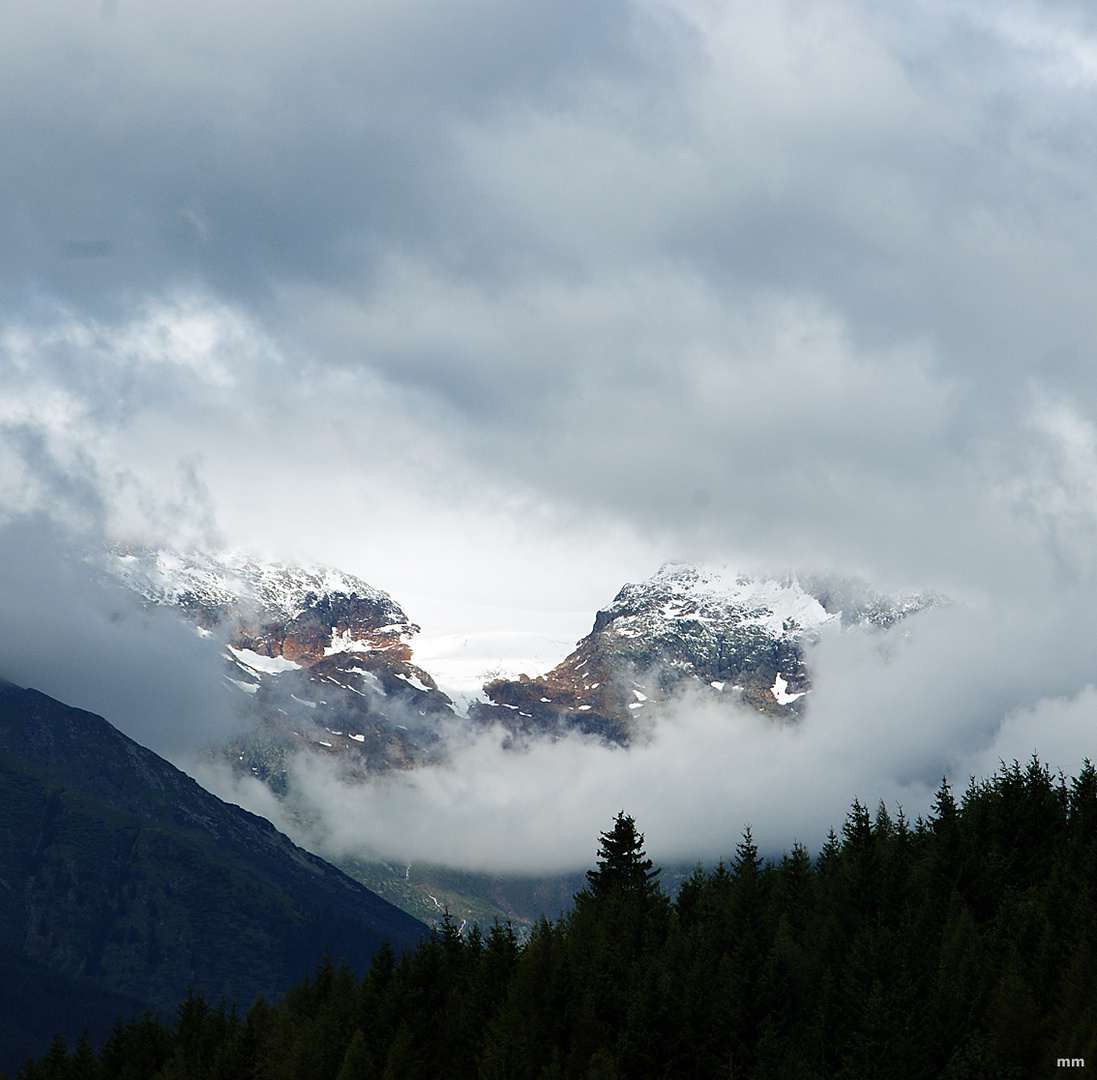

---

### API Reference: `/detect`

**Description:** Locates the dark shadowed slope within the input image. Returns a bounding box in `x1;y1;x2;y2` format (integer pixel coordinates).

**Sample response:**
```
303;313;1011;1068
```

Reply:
0;679;426;1068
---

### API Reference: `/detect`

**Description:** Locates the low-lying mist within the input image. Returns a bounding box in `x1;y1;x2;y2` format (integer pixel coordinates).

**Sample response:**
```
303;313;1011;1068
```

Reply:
194;597;1097;875
0;518;238;758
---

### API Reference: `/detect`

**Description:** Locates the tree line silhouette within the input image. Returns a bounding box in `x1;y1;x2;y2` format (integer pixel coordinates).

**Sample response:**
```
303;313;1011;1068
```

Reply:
12;757;1097;1078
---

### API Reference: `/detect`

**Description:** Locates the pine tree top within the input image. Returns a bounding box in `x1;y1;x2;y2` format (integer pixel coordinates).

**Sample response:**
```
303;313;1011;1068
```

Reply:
586;812;661;899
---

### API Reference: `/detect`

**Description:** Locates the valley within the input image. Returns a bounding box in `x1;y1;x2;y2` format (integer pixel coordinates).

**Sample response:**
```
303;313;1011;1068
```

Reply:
89;546;943;933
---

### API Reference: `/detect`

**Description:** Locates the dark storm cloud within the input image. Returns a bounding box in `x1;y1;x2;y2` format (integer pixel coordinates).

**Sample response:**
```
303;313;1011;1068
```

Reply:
0;0;641;312
5;0;1097;605
189;0;1097;596
5;0;1097;609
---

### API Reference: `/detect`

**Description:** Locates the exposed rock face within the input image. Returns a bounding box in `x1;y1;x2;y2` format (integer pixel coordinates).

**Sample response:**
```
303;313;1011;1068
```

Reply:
474;563;941;742
102;548;455;782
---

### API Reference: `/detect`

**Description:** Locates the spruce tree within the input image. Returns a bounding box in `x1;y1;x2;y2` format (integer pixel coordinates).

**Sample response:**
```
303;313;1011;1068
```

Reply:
586;812;660;899
732;825;762;878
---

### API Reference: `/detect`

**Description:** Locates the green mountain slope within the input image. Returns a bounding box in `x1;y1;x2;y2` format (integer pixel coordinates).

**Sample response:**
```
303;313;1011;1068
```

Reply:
0;680;426;1068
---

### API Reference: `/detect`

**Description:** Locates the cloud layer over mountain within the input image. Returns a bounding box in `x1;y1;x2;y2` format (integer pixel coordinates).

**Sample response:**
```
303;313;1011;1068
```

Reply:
193;596;1097;873
4;0;1097;869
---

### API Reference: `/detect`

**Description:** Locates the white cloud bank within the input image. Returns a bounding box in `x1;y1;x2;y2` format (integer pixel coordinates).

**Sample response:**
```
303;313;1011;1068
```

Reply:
195;598;1097;874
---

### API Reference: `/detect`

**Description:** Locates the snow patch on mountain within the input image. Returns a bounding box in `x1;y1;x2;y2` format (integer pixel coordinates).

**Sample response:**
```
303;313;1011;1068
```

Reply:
227;645;300;674
324;628;381;656
772;674;805;704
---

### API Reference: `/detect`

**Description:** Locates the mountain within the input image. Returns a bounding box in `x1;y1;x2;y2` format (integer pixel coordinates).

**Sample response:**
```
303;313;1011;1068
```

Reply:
97;548;596;934
101;547;457;789
0;679;426;1067
104;547;415;660
102;549;942;757
474;563;941;742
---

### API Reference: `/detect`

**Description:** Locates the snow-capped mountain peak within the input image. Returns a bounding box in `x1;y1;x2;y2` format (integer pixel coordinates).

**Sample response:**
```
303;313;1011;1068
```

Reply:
477;562;942;741
107;546;411;631
98;545;454;780
597;563;837;641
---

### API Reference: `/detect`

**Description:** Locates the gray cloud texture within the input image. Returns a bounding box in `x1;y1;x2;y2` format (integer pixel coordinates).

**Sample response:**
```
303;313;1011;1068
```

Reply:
5;0;1097;587
4;0;1097;869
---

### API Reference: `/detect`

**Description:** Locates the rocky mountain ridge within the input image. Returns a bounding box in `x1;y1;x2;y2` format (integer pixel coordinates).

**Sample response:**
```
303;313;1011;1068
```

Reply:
475;563;941;741
102;547;456;786
89;548;944;930
101;550;943;758
107;546;418;663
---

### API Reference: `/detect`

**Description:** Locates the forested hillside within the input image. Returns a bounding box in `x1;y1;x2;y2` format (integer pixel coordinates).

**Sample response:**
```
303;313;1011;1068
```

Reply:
14;758;1097;1079
0;682;425;1069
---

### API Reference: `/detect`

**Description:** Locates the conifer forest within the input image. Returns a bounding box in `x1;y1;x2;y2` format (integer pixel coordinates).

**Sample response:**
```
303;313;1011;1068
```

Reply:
12;758;1097;1079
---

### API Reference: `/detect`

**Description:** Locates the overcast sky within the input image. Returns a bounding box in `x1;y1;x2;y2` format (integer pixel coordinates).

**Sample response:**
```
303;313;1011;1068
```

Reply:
4;0;1097;864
